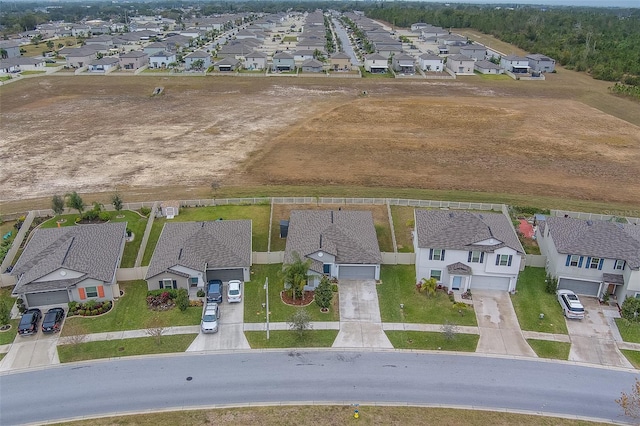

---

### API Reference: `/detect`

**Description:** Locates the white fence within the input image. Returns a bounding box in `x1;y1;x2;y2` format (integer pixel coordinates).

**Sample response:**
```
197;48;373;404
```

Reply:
116;267;148;281
381;252;416;265
253;252;285;264
525;255;547;268
550;209;640;225
0;273;16;287
0;211;35;277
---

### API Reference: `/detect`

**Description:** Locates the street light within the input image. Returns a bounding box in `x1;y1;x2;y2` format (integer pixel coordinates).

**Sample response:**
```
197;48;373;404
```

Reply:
264;277;270;340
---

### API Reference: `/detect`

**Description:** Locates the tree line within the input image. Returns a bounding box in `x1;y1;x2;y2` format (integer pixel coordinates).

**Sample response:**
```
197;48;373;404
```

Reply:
365;4;640;86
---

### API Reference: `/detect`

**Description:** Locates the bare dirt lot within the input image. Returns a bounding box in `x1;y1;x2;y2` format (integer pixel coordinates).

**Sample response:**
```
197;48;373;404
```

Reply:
1;72;639;212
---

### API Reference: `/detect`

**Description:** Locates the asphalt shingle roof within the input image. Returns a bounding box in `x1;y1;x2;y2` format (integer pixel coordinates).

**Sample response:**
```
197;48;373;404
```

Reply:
12;223;126;294
145;220;252;279
545;217;640;268
414;210;524;254
284;210;382;269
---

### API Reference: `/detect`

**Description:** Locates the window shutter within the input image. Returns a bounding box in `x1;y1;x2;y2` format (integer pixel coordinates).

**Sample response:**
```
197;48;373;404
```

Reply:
598;259;604;270
578;257;583;268
97;286;105;298
429;249;433;260
173;280;177;289
480;252;484;263
468;252;472;262
78;288;86;300
495;256;500;266
565;255;571;267
441;250;445;261
158;280;163;289
586;257;591;268
508;255;512;266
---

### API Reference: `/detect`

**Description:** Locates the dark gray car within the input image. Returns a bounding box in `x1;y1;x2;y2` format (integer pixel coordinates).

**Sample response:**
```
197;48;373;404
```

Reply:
206;280;223;303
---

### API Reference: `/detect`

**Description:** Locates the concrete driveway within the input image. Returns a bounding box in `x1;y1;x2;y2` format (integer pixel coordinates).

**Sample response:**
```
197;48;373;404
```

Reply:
473;290;536;357
0;330;60;371
566;297;631;368
186;299;249;352
332;280;392;349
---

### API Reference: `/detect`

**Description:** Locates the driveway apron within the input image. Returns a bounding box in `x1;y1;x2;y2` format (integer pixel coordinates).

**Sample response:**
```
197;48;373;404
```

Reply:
332;280;392;349
473;290;537;357
566;297;631;368
0;331;60;371
187;299;249;352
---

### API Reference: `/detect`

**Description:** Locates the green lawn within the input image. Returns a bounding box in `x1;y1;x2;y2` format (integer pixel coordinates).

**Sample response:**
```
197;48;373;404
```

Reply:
385;331;479;351
375;223;394;252
474;71;511;80
57;334;197;363
615;319;640;343
511;267;567;334
360;66;393;78
282;36;298;42
390;206;414;253
621;349;640;369
39;210;149;267
527;339;571;360
61;280;201;335
142;204;270;265
244;264;339;323
378;266;477;326
0;286;18;345
245;330;338;348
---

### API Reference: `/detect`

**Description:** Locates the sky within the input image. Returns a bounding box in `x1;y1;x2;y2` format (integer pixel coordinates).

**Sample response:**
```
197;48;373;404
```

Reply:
406;0;639;6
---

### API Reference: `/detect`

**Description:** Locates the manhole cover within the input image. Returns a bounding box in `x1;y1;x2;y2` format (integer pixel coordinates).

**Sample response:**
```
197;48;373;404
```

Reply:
186;376;193;381
118;347;125;351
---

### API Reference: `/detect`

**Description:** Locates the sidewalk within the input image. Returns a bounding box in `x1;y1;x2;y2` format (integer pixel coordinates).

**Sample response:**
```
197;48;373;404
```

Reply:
244;322;339;331
80;325;200;343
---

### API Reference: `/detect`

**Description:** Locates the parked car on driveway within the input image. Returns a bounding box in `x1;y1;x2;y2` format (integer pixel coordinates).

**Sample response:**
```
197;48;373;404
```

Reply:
42;308;65;333
18;308;42;336
227;280;242;303
201;302;220;333
558;289;585;319
207;280;223;303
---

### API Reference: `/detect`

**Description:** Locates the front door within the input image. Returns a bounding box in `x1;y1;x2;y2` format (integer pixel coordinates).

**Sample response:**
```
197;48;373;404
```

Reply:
452;276;462;291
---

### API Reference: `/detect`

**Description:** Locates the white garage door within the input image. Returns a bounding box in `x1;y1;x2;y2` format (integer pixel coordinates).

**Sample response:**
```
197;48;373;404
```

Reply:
558;278;600;297
26;290;70;307
207;268;244;283
338;265;376;280
471;276;510;291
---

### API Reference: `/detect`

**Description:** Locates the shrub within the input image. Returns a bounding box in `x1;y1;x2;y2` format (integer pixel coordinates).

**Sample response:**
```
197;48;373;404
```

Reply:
196;288;205;298
545;274;557;294
176;288;189;312
139;206;151;216
621;297;640;322
331;284;338;293
84;300;97;310
77;309;85;316
99;211;111;221
147;289;178;299
68;301;78;312
315;276;333;310
91;309;98;316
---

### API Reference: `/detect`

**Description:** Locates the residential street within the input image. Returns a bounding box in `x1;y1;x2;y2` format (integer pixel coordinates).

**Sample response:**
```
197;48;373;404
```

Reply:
0;350;636;425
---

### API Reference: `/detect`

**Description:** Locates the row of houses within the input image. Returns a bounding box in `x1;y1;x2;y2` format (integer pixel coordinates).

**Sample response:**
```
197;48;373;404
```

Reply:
11;206;639;310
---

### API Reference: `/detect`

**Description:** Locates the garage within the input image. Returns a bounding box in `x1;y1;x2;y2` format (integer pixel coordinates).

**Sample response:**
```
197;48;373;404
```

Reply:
558;277;601;297
470;275;511;291
338;265;377;280
25;290;70;307
206;268;244;283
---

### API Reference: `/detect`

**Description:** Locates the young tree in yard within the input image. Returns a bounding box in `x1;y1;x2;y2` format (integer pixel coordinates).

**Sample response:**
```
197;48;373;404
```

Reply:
51;195;65;216
283;252;311;301
419;277;437;298
315;276;333;311
61;322;88;346
111;192;123;213
176;288;189;312
191;58;204;71
144;314;167;344
617;378;640;420
441;320;459;341
288;310;312;339
46;40;54;50
65;191;85;214
621;297;640;322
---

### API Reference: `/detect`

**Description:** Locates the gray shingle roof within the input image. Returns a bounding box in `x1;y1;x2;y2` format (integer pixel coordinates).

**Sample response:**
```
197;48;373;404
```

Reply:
414;210;524;254
284;210;382;266
545;217;640;268
12;223;126;293
145;220;252;279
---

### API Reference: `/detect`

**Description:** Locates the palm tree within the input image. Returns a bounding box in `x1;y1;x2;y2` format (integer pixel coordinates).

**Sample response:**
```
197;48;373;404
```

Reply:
283;252;311;301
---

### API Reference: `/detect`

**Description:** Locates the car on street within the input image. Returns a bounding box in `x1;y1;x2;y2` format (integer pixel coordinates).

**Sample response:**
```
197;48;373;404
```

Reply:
18;308;42;336
201;302;220;333
557;289;585;319
227;280;242;303
42;308;65;333
207;279;223;303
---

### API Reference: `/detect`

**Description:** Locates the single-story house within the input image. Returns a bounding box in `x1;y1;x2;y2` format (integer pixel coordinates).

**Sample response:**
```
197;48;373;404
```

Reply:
301;58;324;73
284;210;382;288
272;51;295;71
500;55;530;74
364;53;388;74
119;51;148;70
392;53;415;74
445;54;475;75
11;223;127;308
244;51;268;70
214;57;241;72
184;50;211;71
526;53;556;73
474;60;504;74
0;40;21;58
88;56;120;73
65;48;99;68
330;52;351;71
418;53;444;72
414;210;525;292
536;216;640;300
145;220;252;293
0;57;46;73
148;51;177;69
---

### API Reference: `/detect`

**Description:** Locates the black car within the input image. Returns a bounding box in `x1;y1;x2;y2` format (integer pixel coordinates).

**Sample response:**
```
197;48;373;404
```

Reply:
206;280;223;303
42;308;65;333
18;308;42;336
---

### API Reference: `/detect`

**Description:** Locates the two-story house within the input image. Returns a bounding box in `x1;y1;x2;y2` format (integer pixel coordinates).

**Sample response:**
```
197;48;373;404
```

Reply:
536;216;640;300
414;210;525;292
364;53;388;74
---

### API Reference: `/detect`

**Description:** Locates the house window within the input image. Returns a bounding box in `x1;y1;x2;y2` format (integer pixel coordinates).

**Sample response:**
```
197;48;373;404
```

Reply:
430;270;442;282
323;264;331;274
469;251;484;263
160;279;177;289
569;255;580;267
615;260;626;270
589;257;601;269
496;254;513;266
430;249;445;261
189;277;199;287
85;286;98;298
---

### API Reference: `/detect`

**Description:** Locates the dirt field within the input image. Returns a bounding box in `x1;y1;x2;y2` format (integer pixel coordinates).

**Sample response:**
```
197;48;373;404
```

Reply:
1;71;639;212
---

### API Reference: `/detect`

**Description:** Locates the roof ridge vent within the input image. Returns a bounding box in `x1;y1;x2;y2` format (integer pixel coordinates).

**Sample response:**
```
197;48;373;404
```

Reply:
178;248;183;259
587;220;593;226
331;211;334;223
319;234;323;248
449;212;454;218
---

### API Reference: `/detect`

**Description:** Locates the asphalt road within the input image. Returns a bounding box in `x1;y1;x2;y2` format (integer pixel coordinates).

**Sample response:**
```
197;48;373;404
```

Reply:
1;350;637;425
332;18;361;67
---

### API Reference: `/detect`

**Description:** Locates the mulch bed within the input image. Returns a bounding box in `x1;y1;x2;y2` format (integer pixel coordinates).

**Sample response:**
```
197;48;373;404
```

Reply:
281;290;314;307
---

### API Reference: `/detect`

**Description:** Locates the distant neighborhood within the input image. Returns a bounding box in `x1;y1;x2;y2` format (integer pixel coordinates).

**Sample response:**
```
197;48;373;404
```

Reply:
0;9;555;80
